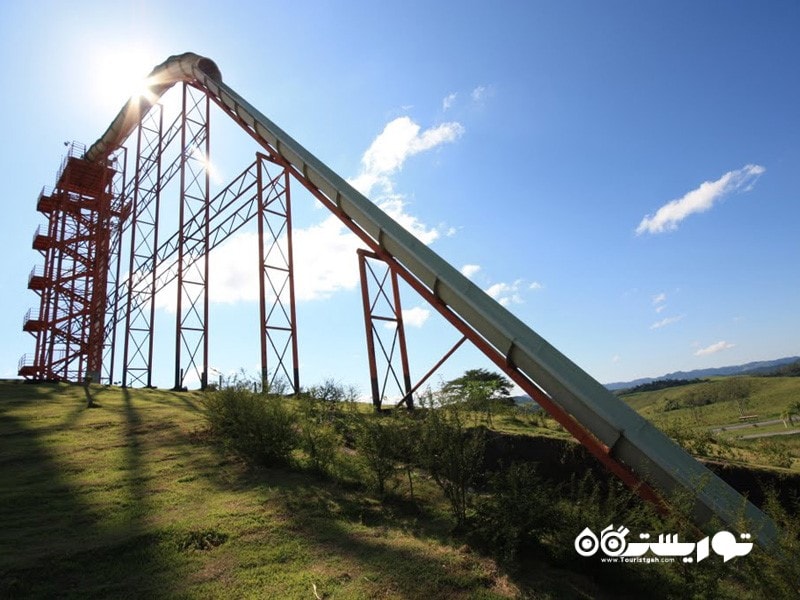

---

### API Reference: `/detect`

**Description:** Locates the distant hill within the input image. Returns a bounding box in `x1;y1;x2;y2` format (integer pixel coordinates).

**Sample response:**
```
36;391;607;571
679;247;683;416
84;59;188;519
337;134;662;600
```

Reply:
604;356;800;391
510;395;542;410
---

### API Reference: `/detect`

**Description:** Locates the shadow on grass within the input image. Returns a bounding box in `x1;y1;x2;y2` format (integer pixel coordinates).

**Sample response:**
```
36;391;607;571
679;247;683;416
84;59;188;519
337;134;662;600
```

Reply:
165;390;202;413
0;386;184;599
197;456;613;599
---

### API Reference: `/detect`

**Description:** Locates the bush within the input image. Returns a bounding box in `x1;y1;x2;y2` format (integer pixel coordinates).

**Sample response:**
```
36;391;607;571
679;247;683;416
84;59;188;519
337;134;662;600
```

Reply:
306;379;361;443
354;415;398;496
297;395;341;476
741;490;800;598
417;403;485;527
471;462;555;563
307;378;357;404
203;387;297;466
759;440;794;469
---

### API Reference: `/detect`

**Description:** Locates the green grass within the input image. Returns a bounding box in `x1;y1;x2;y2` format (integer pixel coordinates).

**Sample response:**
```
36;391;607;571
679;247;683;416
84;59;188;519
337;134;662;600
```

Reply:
3;378;798;599
618;376;800;471
623;377;799;424
0;380;606;599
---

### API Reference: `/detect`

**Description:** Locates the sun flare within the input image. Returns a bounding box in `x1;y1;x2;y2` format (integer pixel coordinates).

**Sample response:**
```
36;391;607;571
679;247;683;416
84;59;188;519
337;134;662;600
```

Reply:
91;47;157;112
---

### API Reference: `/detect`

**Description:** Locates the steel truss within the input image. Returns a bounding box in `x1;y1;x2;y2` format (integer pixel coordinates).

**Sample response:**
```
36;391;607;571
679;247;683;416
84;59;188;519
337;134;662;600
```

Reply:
358;249;412;409
174;85;211;390
256;155;299;394
21;85;300;393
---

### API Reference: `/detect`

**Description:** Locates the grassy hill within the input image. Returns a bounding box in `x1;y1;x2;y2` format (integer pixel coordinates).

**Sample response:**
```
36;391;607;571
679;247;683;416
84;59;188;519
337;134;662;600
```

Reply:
2;379;798;598
618;376;800;471
0;381;611;599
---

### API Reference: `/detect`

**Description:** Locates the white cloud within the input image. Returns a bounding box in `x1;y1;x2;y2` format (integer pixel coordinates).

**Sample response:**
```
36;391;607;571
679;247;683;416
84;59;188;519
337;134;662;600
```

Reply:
482;278;541;306
347;115;463;246
612;354;621;364
650;315;684;330
694;341;735;356
209;232;260;303
485;280;525;307
402;307;430;328
442;92;457;111
210;218;364;303
471;85;492;104
652;292;667;313
170;113;466;307
461;264;481;278
382;307;431;330
636;164;765;235
292;217;364;301
379;196;441;245
351;116;464;197
154;219;365;311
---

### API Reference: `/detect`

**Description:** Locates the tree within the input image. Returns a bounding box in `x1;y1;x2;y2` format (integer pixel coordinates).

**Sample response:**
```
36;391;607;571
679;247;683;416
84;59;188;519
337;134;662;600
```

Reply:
785;401;800;427
718;377;753;416
440;368;513;426
417;400;485;527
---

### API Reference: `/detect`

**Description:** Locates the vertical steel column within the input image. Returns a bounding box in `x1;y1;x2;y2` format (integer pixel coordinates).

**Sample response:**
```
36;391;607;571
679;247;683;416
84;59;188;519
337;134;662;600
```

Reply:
174;83;210;390
103;148;128;385
85;160;114;383
122;106;164;387
256;154;299;394
357;249;413;409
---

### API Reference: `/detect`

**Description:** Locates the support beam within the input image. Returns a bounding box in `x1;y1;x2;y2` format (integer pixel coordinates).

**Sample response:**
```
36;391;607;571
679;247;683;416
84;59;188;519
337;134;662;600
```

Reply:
123;106;164;387
174;84;211;390
358;249;412;410
256;154;300;394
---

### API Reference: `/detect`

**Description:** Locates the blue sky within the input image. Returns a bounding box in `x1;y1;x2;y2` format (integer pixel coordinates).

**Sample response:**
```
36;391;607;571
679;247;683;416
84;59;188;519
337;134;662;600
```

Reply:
1;1;798;394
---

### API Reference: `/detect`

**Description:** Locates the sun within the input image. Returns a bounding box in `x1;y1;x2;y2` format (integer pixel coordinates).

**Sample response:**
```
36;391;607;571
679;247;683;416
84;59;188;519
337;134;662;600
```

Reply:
91;46;157;113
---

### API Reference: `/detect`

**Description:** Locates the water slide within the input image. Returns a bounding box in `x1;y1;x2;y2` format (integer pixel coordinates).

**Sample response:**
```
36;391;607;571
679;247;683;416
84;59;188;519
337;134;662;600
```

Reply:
85;53;779;549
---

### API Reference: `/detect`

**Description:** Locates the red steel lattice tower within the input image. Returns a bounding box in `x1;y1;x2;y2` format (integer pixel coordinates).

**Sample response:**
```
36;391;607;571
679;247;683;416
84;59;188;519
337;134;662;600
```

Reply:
20;143;120;382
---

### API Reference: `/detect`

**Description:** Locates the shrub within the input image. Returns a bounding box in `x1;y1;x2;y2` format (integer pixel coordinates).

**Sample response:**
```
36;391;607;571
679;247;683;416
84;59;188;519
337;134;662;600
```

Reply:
297;395;341;475
417;403;485;527
741;490;800;599
307;378;356;404
471;462;555;563
203;387;297;466
759;439;794;469
388;410;422;500
306;379;360;443
354;415;398;496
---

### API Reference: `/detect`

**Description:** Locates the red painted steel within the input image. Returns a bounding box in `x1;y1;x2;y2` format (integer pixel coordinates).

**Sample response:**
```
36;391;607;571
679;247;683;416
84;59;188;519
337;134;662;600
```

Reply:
174;84;211;390
122;105;165;387
256;153;299;394
19;79;662;514
259;153;668;511
406;335;468;402
21;143;116;382
358;249;413;409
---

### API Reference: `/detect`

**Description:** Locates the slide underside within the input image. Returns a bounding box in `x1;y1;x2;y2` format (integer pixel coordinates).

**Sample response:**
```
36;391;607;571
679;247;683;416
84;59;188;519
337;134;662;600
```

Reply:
85;53;779;549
